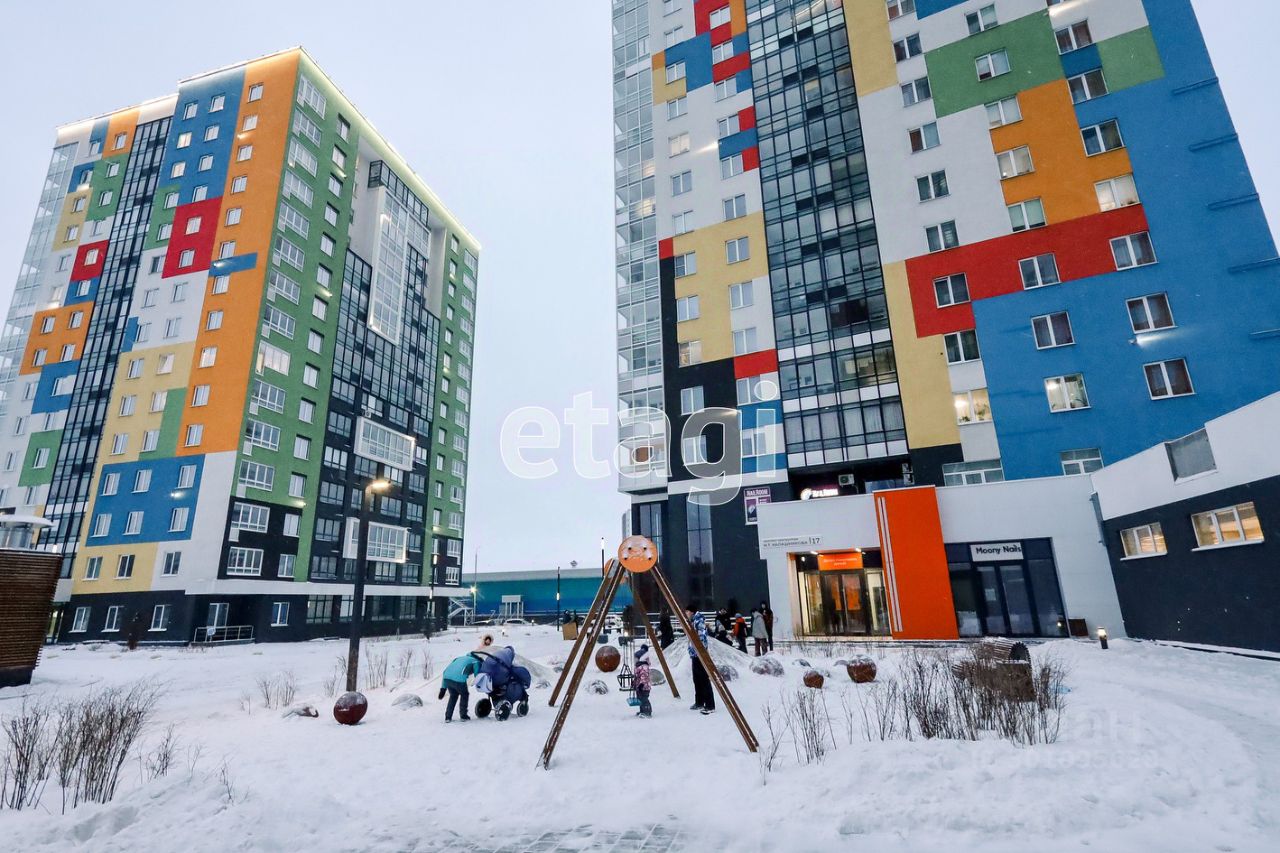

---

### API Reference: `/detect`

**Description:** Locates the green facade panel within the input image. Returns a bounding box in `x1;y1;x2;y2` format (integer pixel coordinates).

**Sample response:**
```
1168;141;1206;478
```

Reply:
926;11;1061;119
1097;27;1165;93
19;430;63;488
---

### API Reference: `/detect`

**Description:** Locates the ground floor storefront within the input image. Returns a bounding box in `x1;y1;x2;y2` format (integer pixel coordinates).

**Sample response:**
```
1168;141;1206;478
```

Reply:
759;477;1123;642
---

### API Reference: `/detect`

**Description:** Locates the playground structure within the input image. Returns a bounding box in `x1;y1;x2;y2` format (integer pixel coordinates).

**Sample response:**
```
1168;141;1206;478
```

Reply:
539;536;759;769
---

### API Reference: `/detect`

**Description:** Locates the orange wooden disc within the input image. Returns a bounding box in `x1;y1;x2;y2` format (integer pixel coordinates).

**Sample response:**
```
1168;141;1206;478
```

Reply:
617;535;657;573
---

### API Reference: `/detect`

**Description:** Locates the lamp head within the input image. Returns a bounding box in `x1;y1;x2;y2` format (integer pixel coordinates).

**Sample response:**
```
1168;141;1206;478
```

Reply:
368;478;392;493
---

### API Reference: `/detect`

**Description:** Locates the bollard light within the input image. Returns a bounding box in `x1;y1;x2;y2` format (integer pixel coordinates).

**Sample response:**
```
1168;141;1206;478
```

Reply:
1097;627;1109;650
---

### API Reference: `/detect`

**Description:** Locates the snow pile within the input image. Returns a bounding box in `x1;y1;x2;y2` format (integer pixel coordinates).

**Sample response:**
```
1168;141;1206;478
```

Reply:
2;628;1278;852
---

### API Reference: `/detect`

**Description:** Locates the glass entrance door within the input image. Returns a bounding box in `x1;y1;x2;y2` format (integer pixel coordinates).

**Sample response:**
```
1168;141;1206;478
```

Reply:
207;602;229;630
800;569;887;636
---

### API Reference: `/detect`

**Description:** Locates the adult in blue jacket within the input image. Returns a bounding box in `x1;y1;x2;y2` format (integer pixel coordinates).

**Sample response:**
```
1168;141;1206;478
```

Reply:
685;605;715;714
442;652;481;722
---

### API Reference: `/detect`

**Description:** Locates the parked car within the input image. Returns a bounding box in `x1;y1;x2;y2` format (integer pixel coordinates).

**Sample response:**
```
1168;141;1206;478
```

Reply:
501;617;532;626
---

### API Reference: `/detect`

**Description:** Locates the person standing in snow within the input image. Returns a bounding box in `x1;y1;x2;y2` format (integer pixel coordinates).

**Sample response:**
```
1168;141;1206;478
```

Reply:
440;652;481;722
658;609;675;648
685;605;715;715
634;643;653;718
760;601;775;652
732;614;748;654
751;608;769;657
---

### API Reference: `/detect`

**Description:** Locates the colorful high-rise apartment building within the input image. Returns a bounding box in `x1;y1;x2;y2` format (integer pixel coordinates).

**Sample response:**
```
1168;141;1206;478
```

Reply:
0;48;479;643
614;0;1279;610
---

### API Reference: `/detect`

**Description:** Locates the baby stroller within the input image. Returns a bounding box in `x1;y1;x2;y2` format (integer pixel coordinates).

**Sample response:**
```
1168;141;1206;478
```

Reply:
472;646;532;721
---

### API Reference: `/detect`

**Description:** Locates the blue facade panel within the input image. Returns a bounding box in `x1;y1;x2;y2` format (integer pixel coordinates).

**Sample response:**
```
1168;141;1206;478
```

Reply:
472;575;633;617
31;360;78;414
978;0;1280;479
65;277;99;306
915;0;967;19
86;456;205;546
210;252;258;276
666;33;714;92
161;69;245;208
1059;43;1102;79
718;128;759;160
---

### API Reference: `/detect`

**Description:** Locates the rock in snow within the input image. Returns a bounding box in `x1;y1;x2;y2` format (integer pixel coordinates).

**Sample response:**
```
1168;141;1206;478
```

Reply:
586;679;609;695
281;704;319;719
392;693;424;709
749;657;785;677
716;664;739;682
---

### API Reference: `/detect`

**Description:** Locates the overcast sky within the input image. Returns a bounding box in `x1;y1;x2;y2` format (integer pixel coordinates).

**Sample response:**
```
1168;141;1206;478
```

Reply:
0;1;1275;574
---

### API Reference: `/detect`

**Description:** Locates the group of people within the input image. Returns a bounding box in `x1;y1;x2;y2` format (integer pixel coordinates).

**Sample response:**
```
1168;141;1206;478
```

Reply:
439;633;532;723
710;603;774;657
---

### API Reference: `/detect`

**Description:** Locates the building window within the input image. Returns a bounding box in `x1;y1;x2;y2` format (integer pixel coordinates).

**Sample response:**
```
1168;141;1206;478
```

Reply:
925;221;958;252
163;551;182;576
717;114;741;138
116;555;135;579
678;340;702;366
674;252;697;277
669;133;690;157
671;170;692;196
893;34;922;62
1112;232;1157;270
70;607;90;632
1166;428;1216;480
909;122;939;152
1096;174;1139;211
1144;358;1194;399
1120;523;1166;558
169;507;189;532
676;296;700;322
133;469;151;493
1008;198;1046;232
84;557;102;580
933;274;969;307
178;464;197;489
665;61;686;84
886;0;915;19
901;76;932;107
997;146;1034;180
104;606;122;632
1056;20;1093;53
271;602;290;627
726;237;749;263
966;5;997;34
125;512;143;535
732;327;758;355
720;153;744;179
1068;69;1109;104
680;386;704;415
917;170;949;201
713;78;738;101
248;83;264;101
954;389;992;424
184;424;204;447
723;194;747;220
1045;374;1089;412
944;330;980;364
667;97;687;119
1127;293;1174;334
227;547;265;576
729;281;754;309
1060;448;1103;476
150;605;171;632
975;49;1010;80
942;459;1003;486
1192;502;1263;549
1020;253;1060;288
1082;119;1124;155
1032;312;1074;349
279;554;296;579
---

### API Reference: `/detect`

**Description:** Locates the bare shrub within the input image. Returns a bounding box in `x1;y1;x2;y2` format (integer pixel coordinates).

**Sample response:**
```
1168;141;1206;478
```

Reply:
1;698;56;810
394;647;416;683
323;655;347;697
782;688;832;765
757;702;786;779
362;650;389;691
254;671;298;710
420;646;435;682
142;724;178;783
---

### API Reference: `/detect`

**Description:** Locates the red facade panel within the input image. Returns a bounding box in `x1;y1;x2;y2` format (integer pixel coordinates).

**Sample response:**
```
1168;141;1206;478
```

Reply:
162;198;225;279
70;240;109;282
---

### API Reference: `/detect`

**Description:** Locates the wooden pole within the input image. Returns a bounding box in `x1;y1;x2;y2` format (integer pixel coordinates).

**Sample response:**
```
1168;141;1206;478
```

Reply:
548;559;617;707
629;582;679;699
538;562;627;769
650;563;759;751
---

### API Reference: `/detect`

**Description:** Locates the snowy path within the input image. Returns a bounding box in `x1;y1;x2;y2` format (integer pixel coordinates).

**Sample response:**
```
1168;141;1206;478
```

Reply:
2;629;1280;852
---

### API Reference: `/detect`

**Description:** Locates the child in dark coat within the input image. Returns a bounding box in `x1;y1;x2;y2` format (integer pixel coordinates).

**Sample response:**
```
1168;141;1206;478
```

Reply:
634;643;653;718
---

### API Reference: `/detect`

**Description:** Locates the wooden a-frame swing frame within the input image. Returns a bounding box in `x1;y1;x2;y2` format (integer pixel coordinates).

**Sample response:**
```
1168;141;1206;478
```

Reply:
539;550;758;769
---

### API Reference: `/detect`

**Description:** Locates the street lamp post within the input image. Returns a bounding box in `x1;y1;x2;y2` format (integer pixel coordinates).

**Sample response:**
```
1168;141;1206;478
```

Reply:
556;564;561;615
345;474;392;693
600;537;606;575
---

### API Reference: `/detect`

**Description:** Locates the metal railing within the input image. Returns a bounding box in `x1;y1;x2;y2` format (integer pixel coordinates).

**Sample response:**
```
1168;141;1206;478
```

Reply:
193;625;254;645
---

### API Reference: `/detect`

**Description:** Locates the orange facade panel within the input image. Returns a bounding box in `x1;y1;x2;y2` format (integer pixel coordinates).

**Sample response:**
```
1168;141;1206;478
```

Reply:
874;487;958;641
990;80;1133;224
178;51;300;456
103;108;141;158
19;304;94;375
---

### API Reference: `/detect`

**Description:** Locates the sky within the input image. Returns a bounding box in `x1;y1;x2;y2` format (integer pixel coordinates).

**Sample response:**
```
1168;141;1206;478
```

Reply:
0;1;1276;575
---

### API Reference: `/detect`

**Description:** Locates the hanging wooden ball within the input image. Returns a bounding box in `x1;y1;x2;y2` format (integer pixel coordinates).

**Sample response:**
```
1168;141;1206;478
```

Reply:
595;645;621;673
617;536;657;573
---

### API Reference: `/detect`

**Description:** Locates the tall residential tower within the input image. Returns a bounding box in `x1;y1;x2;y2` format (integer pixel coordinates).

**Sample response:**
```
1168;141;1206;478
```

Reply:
0;48;480;643
614;0;1279;610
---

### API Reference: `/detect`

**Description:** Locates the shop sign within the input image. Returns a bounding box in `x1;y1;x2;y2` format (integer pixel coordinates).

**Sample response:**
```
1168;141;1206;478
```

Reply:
744;487;772;526
799;486;839;500
970;541;1024;561
818;551;864;571
761;534;822;550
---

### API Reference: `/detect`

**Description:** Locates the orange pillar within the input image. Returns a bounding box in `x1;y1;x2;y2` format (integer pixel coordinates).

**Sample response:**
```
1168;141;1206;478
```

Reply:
873;486;958;640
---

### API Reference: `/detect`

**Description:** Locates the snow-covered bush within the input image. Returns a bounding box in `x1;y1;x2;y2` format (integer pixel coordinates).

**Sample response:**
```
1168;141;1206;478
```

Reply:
750;657;785;677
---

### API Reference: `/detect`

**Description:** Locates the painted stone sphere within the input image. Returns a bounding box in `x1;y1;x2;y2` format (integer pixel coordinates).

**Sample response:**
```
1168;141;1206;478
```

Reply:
333;691;369;725
595;645;622;673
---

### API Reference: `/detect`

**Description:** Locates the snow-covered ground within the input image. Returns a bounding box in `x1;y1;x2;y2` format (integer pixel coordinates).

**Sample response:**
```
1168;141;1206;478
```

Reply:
2;627;1279;852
